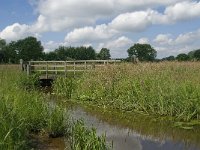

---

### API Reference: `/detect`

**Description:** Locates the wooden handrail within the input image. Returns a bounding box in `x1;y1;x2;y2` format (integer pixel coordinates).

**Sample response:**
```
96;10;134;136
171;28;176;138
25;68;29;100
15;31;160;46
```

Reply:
24;60;121;79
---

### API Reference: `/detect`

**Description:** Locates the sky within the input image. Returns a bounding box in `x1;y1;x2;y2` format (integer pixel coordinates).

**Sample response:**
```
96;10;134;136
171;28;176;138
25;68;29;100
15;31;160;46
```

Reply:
0;0;200;58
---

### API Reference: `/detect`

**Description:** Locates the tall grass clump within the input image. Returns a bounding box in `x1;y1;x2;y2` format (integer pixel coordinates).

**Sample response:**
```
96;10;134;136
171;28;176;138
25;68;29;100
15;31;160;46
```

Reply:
47;105;69;138
69;120;108;150
53;77;76;99
0;65;68;149
72;62;200;122
0;65;108;149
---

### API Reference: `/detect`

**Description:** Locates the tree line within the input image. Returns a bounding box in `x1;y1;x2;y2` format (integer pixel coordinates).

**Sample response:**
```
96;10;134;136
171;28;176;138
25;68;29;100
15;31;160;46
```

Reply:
0;37;111;63
161;50;200;61
0;36;200;63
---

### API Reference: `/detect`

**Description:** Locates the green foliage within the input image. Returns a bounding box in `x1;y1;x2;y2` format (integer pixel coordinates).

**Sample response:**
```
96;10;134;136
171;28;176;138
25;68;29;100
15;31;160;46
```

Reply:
127;43;157;61
0;39;6;63
70;120;107;150
3;41;18;63
69;62;200;122
18;74;40;90
15;36;44;61
48;106;69;138
193;49;200;60
51;46;96;61
97;48;111;60
53;77;76;99
44;51;58;61
176;53;190;61
162;55;175;61
0;37;44;63
0;66;67;149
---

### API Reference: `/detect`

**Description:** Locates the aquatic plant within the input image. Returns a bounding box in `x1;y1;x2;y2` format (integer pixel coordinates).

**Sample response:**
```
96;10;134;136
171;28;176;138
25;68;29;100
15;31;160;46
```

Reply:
0;65;67;149
70;120;107;150
0;65;108;149
53;77;76;99
54;62;200;122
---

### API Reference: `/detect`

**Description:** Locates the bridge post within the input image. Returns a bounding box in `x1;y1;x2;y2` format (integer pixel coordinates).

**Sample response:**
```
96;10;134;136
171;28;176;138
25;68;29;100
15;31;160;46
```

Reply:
20;59;24;71
46;61;48;79
64;61;67;76
27;61;31;75
84;61;87;70
73;62;76;77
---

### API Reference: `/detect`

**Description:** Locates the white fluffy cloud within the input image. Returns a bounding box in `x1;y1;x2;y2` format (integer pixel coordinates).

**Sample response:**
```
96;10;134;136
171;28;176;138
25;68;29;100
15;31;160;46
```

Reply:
175;29;200;45
65;24;117;43
31;0;115;32
165;1;200;22
115;0;188;10
1;0;200;59
154;34;172;45
154;29;200;46
97;36;133;58
31;0;199;33
0;23;36;41
109;11;153;32
153;28;200;58
137;38;149;44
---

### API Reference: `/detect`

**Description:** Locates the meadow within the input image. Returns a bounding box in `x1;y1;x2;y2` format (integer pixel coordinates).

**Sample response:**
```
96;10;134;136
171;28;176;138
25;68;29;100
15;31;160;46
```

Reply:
54;62;200;125
0;65;107;149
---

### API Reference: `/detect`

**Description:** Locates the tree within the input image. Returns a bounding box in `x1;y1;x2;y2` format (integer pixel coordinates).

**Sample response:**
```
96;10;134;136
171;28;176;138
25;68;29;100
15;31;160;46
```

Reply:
14;36;44;61
193;49;200;60
176;53;190;61
4;41;18;63
188;50;196;60
97;48;111;60
127;43;157;61
0;39;6;63
162;55;175;61
55;46;68;60
54;46;96;60
44;51;58;60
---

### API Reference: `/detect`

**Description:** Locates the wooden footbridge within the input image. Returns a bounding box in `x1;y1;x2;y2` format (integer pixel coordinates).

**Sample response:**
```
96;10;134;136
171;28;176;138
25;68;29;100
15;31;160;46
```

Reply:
22;60;121;79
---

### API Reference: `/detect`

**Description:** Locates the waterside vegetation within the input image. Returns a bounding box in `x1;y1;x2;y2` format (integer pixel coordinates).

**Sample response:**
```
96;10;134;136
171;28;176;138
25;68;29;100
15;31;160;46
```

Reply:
0;65;107;149
53;62;200;126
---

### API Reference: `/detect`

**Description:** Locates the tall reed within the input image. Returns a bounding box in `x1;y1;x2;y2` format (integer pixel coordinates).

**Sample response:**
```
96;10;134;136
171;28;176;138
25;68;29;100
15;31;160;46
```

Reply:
54;62;200;122
0;65;67;149
0;65;108;149
69;120;107;150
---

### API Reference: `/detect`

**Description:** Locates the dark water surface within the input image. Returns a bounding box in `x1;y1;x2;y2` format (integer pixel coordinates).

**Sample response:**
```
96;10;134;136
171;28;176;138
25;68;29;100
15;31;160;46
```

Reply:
65;103;200;150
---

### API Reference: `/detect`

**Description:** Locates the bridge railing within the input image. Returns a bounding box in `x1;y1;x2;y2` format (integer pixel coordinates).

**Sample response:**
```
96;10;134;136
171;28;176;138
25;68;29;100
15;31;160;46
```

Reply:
25;60;121;79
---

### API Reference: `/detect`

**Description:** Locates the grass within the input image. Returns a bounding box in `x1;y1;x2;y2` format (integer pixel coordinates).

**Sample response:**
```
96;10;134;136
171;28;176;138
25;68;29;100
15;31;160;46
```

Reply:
53;62;200;123
70;120;107;150
0;65;108;149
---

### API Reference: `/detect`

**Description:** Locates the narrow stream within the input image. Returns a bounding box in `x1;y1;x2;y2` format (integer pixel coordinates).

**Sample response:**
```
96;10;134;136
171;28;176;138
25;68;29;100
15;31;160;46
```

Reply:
66;103;200;150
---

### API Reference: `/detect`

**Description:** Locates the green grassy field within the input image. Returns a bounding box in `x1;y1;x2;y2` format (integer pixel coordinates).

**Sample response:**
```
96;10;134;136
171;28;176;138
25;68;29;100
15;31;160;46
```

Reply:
0;65;107;150
54;62;200;124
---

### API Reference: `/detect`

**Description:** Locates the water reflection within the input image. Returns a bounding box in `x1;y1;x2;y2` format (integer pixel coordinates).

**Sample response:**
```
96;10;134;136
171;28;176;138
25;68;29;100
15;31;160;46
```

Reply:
67;104;200;150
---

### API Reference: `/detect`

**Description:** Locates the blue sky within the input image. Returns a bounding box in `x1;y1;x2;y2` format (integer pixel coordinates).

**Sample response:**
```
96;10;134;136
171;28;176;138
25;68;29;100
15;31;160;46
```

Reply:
0;0;200;58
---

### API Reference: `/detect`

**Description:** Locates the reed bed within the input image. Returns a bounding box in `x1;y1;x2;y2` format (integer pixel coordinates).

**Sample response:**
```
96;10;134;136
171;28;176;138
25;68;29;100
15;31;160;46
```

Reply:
54;62;200;122
0;65;107;149
69;120;107;150
0;65;65;149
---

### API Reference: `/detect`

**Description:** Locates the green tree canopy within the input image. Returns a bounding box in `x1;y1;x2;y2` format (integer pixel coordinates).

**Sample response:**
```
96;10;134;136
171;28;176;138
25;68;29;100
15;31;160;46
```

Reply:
97;48;111;60
3;41;18;63
127;43;157;61
176;53;190;61
0;39;6;63
193;49;200;60
162;55;175;61
14;36;44;61
54;46;96;60
44;51;58;61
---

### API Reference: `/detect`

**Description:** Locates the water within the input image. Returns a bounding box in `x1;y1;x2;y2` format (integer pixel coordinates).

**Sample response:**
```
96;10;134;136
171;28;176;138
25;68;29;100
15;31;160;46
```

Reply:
66;103;200;150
